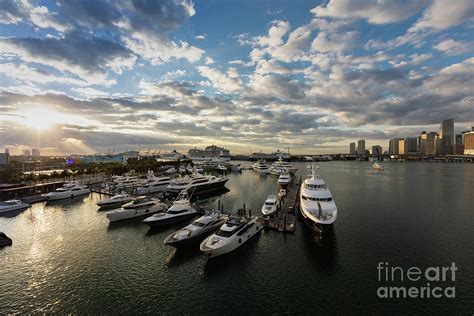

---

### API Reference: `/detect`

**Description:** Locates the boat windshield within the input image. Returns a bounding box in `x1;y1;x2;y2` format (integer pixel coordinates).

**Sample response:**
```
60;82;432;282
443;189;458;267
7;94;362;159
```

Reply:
192;221;206;227
168;209;189;214
302;195;332;202
215;229;235;238
305;183;326;190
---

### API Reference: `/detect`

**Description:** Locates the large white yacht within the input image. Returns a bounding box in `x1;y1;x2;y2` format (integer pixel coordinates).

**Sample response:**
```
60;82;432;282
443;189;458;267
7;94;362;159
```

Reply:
136;176;172;195
299;165;337;230
278;172;291;186
106;196;167;222
261;195;277;217
43;181;90;201
143;192;198;228
200;216;262;258
268;157;298;175
96;193;133;208
0;199;31;214
106;175;141;191
164;212;227;247
166;173;228;196
252;160;269;174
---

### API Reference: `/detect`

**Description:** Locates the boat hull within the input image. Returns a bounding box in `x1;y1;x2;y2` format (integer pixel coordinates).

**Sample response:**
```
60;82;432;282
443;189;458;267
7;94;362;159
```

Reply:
106;204;167;222
137;184;168;195
166;179;229;196
45;189;90;201
299;206;336;232
164;221;225;247
144;212;198;228
0;205;30;214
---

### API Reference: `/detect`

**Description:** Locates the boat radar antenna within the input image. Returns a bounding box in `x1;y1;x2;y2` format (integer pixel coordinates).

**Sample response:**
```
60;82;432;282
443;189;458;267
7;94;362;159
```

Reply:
307;163;320;179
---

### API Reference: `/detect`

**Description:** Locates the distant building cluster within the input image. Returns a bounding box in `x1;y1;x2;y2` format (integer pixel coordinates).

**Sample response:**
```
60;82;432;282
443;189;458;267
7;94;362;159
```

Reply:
349;119;474;157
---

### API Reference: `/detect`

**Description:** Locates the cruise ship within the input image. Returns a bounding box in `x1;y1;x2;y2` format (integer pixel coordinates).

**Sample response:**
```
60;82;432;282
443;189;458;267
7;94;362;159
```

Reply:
187;145;231;161
299;165;337;231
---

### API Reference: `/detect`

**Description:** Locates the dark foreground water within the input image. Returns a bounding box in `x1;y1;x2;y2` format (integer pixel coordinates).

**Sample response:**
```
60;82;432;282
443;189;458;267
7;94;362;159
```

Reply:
1;161;473;314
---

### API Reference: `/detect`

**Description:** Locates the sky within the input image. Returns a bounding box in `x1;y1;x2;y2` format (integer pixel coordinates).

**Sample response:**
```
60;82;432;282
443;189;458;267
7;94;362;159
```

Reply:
0;0;473;156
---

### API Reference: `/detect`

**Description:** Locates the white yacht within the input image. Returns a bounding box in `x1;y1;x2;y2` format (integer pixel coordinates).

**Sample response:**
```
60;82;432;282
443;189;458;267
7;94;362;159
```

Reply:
300;165;337;230
179;166;186;173
217;164;227;172
268;157;298;175
261;195;278;217
0;199;31;214
372;161;384;170
164;212;227;247
194;160;219;171
136;176;172;195
165;167;177;175
278;173;291;186
231;164;242;172
106;175;141;191
252;160;269;174
96;193;133;208
200;216;262;258
43;181;90;201
166;173;229;196
106;196;167;222
143;192;198;228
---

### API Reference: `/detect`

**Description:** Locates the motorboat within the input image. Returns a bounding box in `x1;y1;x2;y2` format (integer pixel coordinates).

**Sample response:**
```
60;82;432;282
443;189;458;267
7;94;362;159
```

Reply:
0;232;12;247
165;167;177;175
278;173;291;186
166;173;229;196
268;157;298;175
42;181;90;201
231;164;242;172
0;199;31;214
300;164;337;229
106;175;141;191
200;216;262;258
164;212;227;247
252;160;269;174
143;191;198;228
179;166;186;173
261;195;277;217
106;196;167;222
278;189;286;199
372;161;384;170
216;164;227;172
136;176;172;195
194;160;218;171
96;193;133;208
194;167;204;173
186;165;194;173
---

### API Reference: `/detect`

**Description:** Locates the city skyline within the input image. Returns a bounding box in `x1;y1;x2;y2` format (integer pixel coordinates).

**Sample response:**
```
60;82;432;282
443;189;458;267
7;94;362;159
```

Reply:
0;0;473;155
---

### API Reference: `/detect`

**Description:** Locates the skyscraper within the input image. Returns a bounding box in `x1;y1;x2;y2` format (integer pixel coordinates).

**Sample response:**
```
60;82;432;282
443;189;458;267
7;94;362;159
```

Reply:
398;139;406;155
349;142;356;155
405;137;418;153
439;119;454;155
32;148;40;157
389;138;402;155
420;131;436;155
464;131;474;155
357;139;365;156
372;145;382;156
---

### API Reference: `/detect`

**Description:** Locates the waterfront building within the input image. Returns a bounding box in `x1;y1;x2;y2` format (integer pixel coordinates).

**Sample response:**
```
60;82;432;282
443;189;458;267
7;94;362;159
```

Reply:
0;153;9;165
420;131;436;155
454;134;464;154
405;137;418;154
434;135;443;155
350;143;356;155
4;148;9;154
372;145;382;156
439;119;455;155
398;139;406;155
32;148;40;157
389;138;402;155
464;131;474;155
357;139;365;156
22;149;31;156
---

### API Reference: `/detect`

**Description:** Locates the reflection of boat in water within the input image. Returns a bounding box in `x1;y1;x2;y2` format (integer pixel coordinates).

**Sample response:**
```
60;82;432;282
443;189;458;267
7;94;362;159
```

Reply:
0;232;13;247
200;216;262;258
164;212;227;247
300;164;337;231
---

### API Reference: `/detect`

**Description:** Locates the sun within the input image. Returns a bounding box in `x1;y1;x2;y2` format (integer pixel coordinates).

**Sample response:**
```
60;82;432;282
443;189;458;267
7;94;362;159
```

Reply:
18;107;68;131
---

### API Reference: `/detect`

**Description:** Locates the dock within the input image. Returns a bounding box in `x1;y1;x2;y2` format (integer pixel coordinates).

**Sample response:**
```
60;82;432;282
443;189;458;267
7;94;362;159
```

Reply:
259;176;301;233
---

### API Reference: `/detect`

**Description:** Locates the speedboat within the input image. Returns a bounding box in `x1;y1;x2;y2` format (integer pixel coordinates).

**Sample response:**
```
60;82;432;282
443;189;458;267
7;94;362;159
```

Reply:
261;195;277;217
165;167;177;175
217;164;227;172
269;157;298;175
231;164;242;172
0;199;31;214
278;172;291;186
164;212;227;247
137;176;172;195
166;173;229;196
186;165;194;173
143;191;198;228
106;196;167;222
96;193;133;208
42;181;90;201
0;232;12;247
372;161;384;170
300;164;337;230
179;166;186;173
252;160;269;174
200;216;262;258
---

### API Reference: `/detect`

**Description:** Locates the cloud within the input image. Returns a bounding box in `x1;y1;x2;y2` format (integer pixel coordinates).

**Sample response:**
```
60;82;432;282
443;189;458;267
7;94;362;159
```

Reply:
434;39;473;55
410;0;474;31
197;66;242;93
196;35;206;40
204;56;215;64
311;31;358;53
312;0;429;24
247;73;306;100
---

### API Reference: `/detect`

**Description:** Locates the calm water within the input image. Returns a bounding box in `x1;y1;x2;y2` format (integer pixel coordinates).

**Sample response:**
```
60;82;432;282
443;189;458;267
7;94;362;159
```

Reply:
1;161;473;314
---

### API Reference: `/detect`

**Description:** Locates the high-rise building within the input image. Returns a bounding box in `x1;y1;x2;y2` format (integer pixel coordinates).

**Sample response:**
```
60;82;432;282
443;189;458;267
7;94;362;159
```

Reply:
4;148;9;154
439;119;454;155
22;149;31;156
464;131;474;155
349;142;356;155
434;135;443;155
372;145;382;156
0;153;9;165
398;139;406;155
405;137;418;153
389;138;402;155
454;134;464;154
32;148;40;157
357;139;365;156
420;131;436;155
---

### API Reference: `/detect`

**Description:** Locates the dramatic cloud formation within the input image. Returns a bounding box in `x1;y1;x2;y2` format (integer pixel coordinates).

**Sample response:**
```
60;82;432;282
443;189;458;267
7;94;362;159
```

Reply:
0;0;473;155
